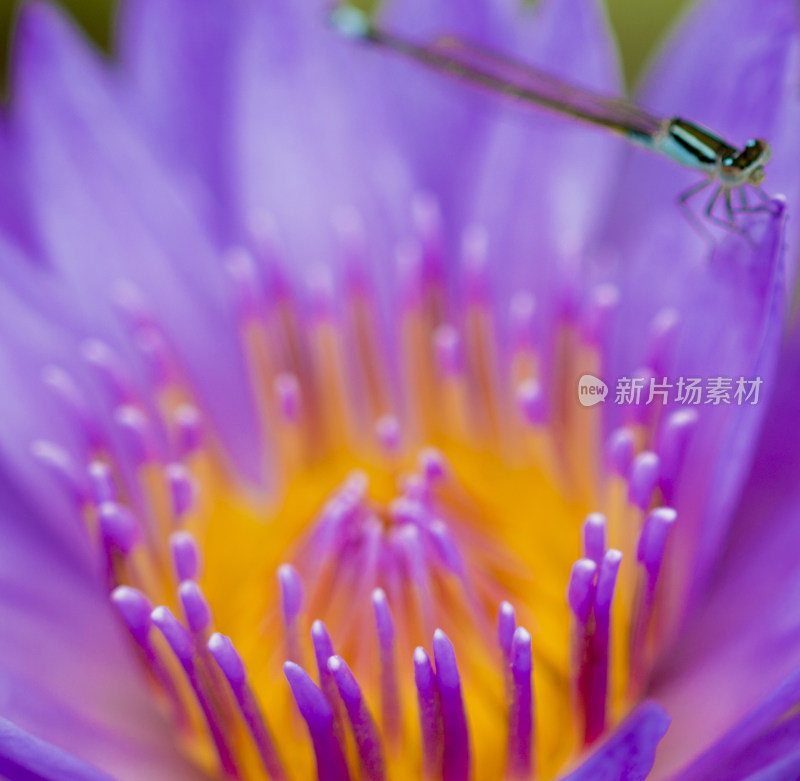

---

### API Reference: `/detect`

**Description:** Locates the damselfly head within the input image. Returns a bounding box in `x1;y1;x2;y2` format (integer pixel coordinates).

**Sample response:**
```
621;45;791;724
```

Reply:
746;139;771;185
720;139;771;186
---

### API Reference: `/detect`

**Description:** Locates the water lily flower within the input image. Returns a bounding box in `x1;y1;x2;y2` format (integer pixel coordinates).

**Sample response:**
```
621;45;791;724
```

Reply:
1;0;799;779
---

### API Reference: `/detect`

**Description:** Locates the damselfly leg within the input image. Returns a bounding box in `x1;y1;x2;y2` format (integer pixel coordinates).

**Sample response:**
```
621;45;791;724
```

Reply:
678;178;715;243
733;185;780;216
678;179;773;245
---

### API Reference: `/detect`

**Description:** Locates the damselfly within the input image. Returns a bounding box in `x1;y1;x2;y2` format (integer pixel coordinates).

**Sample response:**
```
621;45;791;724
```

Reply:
331;6;774;238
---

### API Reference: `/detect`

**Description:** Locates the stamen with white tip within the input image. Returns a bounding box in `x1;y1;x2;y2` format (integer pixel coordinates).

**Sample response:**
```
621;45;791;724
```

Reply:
328;655;387;781
373;588;402;751
283;662;351;781
208;632;289;781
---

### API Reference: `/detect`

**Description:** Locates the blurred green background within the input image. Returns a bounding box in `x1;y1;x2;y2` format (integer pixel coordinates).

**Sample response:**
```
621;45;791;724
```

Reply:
0;0;692;92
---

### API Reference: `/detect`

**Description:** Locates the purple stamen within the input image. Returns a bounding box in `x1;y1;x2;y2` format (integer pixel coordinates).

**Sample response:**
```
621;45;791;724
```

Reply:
461;224;490;305
111;585;153;647
432;629;471;781
497;601;516;663
208;633;289;781
630;508;677;692
567;559;597;625
508;291;537;353
372;588;401;750
429;520;466;579
434;325;463;377
375;415;401;454
394;525;435;633
400;474;430;504
283;662;352;781
177;582;236;726
112;587;188;729
412;192;444;286
606;427;635;478
311;620;335;684
628;367;655;425
226;248;262;322
166;463;196;521
115;405;154;467
414;647;442;779
174;404;204;458
135;329;171;390
332;205;368;296
637;507;677;582
414;646;442;780
397;240;425;311
82;339;133;405
170;531;202;582
389;497;426;526
112;280;154;331
657;410;698;503
278;564;304;665
151;607;241;778
31;441;87;507
98;501;140;556
585;549;622;745
303;498;356;569
497;600;518;733
646;308;680;377
274;373;301;423
418;447;447;483
582;513;607;565
88;461;115;504
582;284;619;346
311;620;347;747
517;379;547;426
568;559;597;746
42;365;101;449
505;627;534;780
594;550;623;623
246;211;285;301
628;452;660;510
308;266;337;323
328;656;387;781
150;606;194;668
278;564;304;623
179;581;212;636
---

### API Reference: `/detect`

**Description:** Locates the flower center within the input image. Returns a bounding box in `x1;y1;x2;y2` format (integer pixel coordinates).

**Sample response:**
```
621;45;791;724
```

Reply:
34;196;686;780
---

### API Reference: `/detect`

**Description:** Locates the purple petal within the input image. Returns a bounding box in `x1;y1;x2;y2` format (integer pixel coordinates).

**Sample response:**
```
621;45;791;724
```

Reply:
664;207;786;621
0;450;206;781
0;120;39;256
561;702;670;781
601;195;786;638
647;321;800;777
0;716;113;781
741;748;800;781
283;662;351;781
10;1;264;483
469;0;627;309
116;0;241;244
670;672;800;781
226;0;413;292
